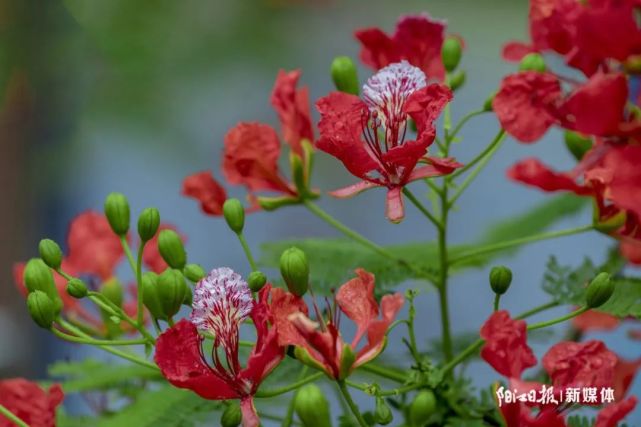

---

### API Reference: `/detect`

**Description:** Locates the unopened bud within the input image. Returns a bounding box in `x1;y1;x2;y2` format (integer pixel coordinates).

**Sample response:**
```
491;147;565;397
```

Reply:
594;203;627;234
447;70;466;91
157;268;188;318
375;396;393;425
484;91;496;112
183;286;193;306
257;196;298;211
519;53;546;72
184;263;206;282
290;151;306;196
442;36;463;72
27;291;56;329
248;271;267;292
220;403;242;427
137;207;160;242
586;272;614;308
104;192;130;236
223;199;245;234
38;239;62;270
489;266;512;295
331;56;359;95
295;384;332;427
564;131;593;161
158;229;187;269
141;272;165;320
279;247;309;297
24;258;62;314
66;278;88;299
409;390;437;426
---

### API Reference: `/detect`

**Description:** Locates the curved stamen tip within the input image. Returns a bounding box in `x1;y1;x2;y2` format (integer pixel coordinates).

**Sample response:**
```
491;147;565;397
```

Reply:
362;60;427;112
191;267;254;335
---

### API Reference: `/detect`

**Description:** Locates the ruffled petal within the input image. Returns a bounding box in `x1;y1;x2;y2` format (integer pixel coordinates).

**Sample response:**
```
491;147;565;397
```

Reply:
501;41;536;61
270;69;314;155
269;287;309;347
507;158;592;195
154;319;237;400
0;378;64;427
595;396;638;427
355;292;404;367
542;340;617;390
354;28;399;71
335;269;378;345
182;171;227;216
404;84;452;138
393;13;447;80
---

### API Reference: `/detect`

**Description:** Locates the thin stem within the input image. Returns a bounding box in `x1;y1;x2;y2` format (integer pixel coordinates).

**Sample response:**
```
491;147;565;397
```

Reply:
493;294;501;311
0;404;29;427
359;363;406;383
450;129;505;179
449;225;594;266
255;372;324;398
136;241;146;326
402;188;442;229
58;319;159;371
51;328;148;346
346;380;426;397
281;367;309;427
441;339;484;375
528;306;589;331
120;236;137;273
515;301;560;320
406;294;421;365
87;293;155;344
448;130;506;207
337;380;368;427
237;232;258;271
448;109;486;142
437;185;453;363
303;200;436;283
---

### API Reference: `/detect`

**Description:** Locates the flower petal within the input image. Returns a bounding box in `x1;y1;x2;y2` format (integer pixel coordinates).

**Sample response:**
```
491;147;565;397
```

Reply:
240;397;261;427
354;28;399;71
269;287;309;347
328;181;380;199
404;84;452;138
335;269;378;345
154;319;237;400
0;378;64;427
182;171;227;216
501;41;536;61
507;158;591;195
355;292;404;367
393;13;447;80
595;396;638;427
270;69;314;155
385;187;405;223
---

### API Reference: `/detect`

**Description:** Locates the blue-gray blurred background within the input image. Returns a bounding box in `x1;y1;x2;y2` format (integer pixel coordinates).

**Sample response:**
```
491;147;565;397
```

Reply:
2;0;639;423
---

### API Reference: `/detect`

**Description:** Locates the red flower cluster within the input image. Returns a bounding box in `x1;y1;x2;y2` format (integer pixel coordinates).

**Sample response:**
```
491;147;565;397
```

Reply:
316;61;462;222
493;0;641;263
182;70;315;216
155;268;282;427
0;379;63;427
480;311;638;426
270;269;404;378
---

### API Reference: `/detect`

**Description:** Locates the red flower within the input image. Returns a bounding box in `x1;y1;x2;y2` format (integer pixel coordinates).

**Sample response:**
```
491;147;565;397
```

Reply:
0;379;64;427
507;158;592;195
572;309;620;333
355;13;447;81
595;396;638;427
142;224;185;274
480;310;537;378
182;171;227;216
272;269;404;379
270;69;314;156
621;240;641;265
542;340;617;390
493;71;562;143
155;268;283;427
613;357;641;401
316;61;462;222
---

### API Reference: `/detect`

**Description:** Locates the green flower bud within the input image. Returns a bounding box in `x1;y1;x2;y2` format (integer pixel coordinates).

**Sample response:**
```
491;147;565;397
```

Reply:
158;229;187;269
183;286;193;306
66;278;88;299
279;247;309;297
183;263;206;282
409;390;437;426
489;266;513;295
375;396;394;425
295;384;332;427
290;151;306;196
442;36;463;72
38;239;63;270
104;192;130;236
483;91;496;112
101;278;124;307
447;70;466;91
519;53;546;72
27;291;56;329
593;202;627;234
564;131;593;161
223;199;245;234
141;272;165;320
247;271;267;292
331;56;359;95
157;268;187;318
137;207;160;242
23;258;62;314
586;272;614;308
220;403;242;427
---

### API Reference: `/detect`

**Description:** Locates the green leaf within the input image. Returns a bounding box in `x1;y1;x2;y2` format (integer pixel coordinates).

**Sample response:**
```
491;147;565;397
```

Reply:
48;359;163;393
259;195;588;294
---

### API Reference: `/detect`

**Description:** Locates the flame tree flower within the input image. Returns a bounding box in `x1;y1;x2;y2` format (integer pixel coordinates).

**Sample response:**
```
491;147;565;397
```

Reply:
316;60;462;222
0;379;64;427
154;268;283;427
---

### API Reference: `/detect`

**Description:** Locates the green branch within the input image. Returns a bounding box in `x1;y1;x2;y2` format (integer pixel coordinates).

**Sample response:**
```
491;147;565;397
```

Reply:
0;404;28;427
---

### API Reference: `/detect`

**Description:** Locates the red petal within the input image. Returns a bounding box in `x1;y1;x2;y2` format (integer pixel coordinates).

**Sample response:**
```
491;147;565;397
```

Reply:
66;211;124;280
572;309;619;333
182;171;227;216
542;340;617;390
154;319;237;400
269;287;309;347
385;187;405;223
480;310;537;379
290;313;342;378
595;396;638;427
354;28;399;71
270;69;314;156
240;397;261;427
621;240;641;265
404;84;452;138
529;0;582;55
603;145;641;220
222;122;292;194
328;181;379;199
355;292;404;367
407;157;463;183
335;269;378;344
393;13;446;80
0;379;64;427
493;72;561;143
316;92;381;181
555;73;628;136
613;357;641;401
507;158;591;195
502;41;536;61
